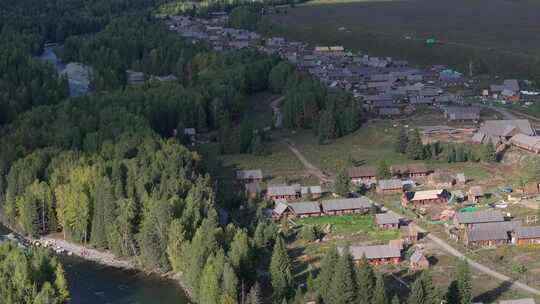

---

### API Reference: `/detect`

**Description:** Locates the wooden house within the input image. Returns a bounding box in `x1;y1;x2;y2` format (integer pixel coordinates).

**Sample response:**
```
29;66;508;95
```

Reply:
288;201;323;218
509;134;540;154
402;189;449;208
391;164;431;179
467;186;485;203
453;210;505;229
272;202;292;220
514;226;540;246
267;185;298;202
428;172;456;188
400;224;419;243
236;169;263;183
409;250;429;270
348;166;377;185
301;186;322;200
244;182;261;199
463;227;510;248
346;245;402;265
375;212;401;229
321;197;373;216
377;179;404;194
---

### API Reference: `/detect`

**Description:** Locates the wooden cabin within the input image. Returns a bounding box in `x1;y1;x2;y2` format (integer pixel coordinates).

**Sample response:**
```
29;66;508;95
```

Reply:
348;166;378;185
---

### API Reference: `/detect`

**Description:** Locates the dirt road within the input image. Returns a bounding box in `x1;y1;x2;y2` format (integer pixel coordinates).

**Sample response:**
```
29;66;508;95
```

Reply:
416;225;540;297
271;96;285;128
281;138;332;183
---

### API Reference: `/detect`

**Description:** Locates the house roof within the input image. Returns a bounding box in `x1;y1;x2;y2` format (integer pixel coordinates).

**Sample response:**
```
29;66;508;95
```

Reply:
375;212;401;225
410;250;426;263
301;186;322;195
245;182;261;193
444;106;480;120
321;197;373;212
378;179;403;190
379;108;401;116
479;120;535;138
408;190;446;201
348;166;377;178
391;163;429;175
515;226;540;239
289;201;321;215
510;134;540;150
500;299;535;304
455;210;504;224
236;169;263;180
346;245;401;260
467;228;509;242
470;221;522;233
273;202;290;216
267;185;297;197
469;186;484;197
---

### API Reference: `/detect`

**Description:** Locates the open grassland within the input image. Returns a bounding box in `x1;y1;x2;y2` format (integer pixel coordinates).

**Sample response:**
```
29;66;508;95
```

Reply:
264;0;540;76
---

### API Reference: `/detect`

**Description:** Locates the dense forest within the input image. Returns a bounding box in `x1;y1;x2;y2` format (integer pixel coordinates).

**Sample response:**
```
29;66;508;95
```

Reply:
0;242;69;304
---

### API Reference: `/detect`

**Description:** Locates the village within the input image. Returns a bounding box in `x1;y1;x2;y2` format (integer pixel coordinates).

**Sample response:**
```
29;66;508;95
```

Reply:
166;10;540;303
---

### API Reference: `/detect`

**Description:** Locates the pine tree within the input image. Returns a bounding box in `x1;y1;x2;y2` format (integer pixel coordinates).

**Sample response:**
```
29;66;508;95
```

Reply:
54;264;70;303
456;259;472;304
221;262;238;302
420;271;438;304
329;247;357;304
356;255;376;304
270;236;293;302
406;129;425;160
316;245;339;304
446;280;460;304
373;274;388;304
394;127;409;154
377;160;391;179
247;282;262;304
392;295;400;304
334;167;350;197
229;230;251;274
483;142;497;162
408;276;425;304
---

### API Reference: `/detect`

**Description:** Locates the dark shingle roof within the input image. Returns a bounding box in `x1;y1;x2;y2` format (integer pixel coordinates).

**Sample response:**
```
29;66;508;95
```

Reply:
375;212;401;225
321;197;373;212
267;185;297;196
348;166;377;178
236;169;263;180
516;226;540;239
467;228;509;242
391;163;429;175
289;201;321;215
378;179;403;190
455;210;504;224
346;245;401;260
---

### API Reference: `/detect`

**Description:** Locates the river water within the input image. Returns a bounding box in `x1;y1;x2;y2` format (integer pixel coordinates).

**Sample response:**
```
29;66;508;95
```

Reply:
0;217;190;303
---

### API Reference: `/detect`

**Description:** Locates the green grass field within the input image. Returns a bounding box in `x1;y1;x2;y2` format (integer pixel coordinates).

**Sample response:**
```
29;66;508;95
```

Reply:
299;214;374;234
264;0;540;77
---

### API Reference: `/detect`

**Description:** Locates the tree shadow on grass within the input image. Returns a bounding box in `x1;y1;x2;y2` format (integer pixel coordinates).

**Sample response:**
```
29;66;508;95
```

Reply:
473;280;513;304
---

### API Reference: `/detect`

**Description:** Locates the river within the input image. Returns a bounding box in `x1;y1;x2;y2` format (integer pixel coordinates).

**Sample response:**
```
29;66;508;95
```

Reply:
0;225;191;303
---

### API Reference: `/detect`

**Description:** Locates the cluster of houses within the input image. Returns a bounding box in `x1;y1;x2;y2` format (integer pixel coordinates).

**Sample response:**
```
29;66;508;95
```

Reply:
451;209;540;248
472;119;540;154
166;13;484;121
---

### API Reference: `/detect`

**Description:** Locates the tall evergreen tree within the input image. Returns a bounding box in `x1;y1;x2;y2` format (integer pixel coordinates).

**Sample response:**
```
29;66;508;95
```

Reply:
373;274;388;304
406;129;425;160
270;236;293;302
247;282;262;304
456;259;472;304
408;276;425;304
394;127;409;154
356;255;376;304
316;245;339;304
334;167;350;197
329;247;357;304
377;160;391;179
